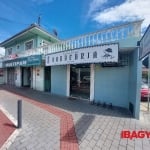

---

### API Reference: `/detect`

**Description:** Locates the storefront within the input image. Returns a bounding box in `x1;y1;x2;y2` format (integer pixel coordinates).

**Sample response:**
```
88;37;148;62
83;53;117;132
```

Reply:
45;41;142;120
46;43;119;101
3;55;43;90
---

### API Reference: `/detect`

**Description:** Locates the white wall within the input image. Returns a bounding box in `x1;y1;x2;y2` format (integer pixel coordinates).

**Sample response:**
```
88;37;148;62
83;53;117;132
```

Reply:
15;67;21;87
4;68;7;84
32;66;44;91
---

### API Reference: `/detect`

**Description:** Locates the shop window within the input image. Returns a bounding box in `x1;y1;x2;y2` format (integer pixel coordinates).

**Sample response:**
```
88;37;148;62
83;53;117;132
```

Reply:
25;40;33;50
119;53;129;66
16;44;20;50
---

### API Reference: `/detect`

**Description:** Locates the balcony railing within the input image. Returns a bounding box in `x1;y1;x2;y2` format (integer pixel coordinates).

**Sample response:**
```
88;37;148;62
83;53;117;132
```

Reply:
3;20;143;60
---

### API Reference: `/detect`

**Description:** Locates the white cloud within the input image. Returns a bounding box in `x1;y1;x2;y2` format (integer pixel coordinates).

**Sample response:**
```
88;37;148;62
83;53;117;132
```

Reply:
89;0;150;28
32;0;54;5
88;0;108;17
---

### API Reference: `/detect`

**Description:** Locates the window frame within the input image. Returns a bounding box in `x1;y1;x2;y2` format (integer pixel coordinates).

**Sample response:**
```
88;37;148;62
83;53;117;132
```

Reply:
7;47;13;55
24;39;34;50
16;44;20;50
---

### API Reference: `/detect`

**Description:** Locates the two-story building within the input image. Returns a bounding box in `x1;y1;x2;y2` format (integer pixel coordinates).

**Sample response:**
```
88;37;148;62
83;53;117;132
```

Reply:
0;54;4;84
0;20;143;118
0;23;59;91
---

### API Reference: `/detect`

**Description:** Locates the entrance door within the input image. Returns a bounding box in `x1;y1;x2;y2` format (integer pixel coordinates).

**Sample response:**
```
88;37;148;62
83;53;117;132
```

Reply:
70;64;90;99
45;66;51;92
7;68;15;85
21;67;31;87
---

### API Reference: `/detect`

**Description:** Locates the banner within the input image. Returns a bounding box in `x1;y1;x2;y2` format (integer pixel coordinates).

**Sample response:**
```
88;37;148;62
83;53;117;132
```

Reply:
3;55;42;67
46;43;118;66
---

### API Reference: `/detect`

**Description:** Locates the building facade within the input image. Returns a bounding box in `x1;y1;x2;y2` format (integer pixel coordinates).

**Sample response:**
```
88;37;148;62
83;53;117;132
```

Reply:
0;23;59;91
0;56;4;84
0;20;143;118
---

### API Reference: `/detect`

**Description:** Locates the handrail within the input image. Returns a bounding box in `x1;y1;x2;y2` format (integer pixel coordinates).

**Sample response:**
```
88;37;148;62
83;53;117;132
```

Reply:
3;20;143;60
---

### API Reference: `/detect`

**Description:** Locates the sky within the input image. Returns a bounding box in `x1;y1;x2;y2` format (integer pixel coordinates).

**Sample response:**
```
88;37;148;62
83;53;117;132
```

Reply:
0;0;150;55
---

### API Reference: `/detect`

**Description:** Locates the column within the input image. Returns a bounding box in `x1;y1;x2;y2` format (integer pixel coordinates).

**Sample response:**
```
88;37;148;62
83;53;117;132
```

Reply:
90;64;95;101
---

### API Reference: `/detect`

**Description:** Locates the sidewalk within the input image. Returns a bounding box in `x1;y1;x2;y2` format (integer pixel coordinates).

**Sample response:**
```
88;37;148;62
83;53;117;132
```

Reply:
0;89;60;150
0;110;15;149
0;86;78;150
0;85;150;150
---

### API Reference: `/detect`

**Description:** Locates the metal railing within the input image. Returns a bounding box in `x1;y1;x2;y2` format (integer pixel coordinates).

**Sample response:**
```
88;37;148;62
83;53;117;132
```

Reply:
3;20;143;60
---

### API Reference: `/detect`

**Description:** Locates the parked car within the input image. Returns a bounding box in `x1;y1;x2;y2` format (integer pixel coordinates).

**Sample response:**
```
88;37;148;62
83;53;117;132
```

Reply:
141;84;150;101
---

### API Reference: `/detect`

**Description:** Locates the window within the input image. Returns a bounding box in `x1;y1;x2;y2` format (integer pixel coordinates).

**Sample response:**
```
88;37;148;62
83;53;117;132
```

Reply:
25;40;33;50
42;40;51;46
16;44;20;50
119;53;129;66
7;48;12;55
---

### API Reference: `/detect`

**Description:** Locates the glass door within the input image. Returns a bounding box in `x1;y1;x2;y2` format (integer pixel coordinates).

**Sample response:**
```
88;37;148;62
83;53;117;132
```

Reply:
45;66;51;92
70;64;90;99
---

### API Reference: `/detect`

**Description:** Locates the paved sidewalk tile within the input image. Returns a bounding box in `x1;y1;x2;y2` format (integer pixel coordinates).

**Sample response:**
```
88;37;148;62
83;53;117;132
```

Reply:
0;110;15;149
0;87;79;150
1;85;150;150
0;91;60;150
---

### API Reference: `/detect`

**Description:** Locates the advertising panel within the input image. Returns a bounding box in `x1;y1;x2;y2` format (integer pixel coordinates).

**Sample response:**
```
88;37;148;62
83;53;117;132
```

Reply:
46;43;118;66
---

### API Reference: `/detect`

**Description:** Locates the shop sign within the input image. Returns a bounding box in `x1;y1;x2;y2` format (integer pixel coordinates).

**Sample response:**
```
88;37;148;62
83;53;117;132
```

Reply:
3;55;42;67
46;43;118;66
139;25;150;59
4;57;27;67
27;55;42;66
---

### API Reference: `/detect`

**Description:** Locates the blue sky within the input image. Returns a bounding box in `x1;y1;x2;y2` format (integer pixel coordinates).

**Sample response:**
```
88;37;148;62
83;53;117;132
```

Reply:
0;0;150;44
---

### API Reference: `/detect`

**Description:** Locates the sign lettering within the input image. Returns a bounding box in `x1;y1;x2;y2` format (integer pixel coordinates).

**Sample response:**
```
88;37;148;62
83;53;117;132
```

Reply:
46;44;118;66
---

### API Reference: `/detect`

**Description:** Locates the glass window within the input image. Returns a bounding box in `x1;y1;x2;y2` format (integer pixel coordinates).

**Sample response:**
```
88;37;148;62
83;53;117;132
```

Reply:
16;45;20;50
25;40;33;50
7;48;12;55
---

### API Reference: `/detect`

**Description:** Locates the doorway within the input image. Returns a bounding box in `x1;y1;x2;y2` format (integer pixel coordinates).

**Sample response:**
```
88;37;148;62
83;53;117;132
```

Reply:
21;67;31;87
70;64;90;99
7;67;15;85
45;66;51;92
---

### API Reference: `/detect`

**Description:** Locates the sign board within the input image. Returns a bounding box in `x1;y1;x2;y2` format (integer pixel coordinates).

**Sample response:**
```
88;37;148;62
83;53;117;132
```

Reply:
46;43;118;66
3;55;42;67
27;55;42;66
139;25;150;60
